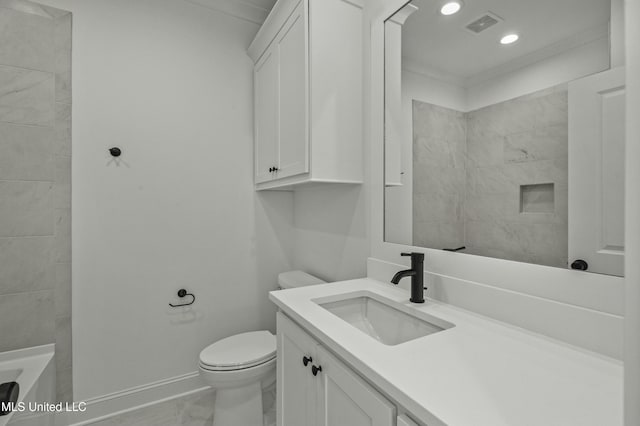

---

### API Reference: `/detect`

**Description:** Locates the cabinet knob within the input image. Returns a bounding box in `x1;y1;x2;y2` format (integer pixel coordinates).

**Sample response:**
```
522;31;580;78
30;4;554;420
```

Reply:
273;167;279;172
269;167;273;172
311;365;322;376
302;356;312;367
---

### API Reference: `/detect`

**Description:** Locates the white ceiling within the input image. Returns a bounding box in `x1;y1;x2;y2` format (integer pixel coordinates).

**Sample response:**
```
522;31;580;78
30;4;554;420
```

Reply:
399;0;610;83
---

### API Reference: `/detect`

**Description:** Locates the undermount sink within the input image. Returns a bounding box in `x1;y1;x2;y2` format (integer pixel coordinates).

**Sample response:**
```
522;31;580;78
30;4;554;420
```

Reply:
314;291;454;345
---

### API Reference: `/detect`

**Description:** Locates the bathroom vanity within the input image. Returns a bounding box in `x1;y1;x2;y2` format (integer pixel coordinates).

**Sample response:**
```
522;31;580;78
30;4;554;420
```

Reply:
270;280;622;426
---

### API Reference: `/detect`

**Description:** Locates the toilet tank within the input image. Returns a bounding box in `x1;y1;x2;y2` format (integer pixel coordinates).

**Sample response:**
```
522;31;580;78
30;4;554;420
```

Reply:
277;271;326;289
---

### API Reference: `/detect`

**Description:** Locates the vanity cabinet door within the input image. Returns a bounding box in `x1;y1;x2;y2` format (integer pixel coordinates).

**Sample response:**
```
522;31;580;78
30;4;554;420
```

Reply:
315;345;395;426
277;313;318;426
254;48;279;184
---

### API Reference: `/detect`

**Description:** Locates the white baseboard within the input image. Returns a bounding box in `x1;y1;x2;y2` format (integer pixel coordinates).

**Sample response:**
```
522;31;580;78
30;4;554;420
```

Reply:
55;372;209;426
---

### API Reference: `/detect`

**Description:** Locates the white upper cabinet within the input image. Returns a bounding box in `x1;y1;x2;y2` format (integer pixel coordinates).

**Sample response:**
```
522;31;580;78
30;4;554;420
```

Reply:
249;0;363;190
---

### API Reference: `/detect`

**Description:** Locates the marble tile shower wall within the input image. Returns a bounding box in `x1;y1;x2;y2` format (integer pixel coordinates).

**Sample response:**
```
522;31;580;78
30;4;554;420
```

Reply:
413;86;568;267
412;102;467;250
0;0;72;402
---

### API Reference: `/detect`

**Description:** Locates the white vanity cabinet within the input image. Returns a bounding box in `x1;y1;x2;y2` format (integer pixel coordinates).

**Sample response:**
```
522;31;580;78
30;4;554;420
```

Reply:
248;0;363;190
277;313;396;426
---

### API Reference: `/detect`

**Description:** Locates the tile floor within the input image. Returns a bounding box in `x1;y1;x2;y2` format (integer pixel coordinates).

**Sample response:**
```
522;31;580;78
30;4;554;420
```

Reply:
88;386;276;426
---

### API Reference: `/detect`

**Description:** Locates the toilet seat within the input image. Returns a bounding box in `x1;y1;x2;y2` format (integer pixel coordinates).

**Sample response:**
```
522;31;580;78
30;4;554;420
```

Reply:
199;331;276;371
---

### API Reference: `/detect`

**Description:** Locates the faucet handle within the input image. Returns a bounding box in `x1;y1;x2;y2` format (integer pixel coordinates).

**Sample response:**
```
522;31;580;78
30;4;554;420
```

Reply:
401;252;424;260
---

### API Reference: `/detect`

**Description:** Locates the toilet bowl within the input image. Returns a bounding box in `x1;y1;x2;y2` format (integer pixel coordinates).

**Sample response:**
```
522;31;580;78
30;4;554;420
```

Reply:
199;271;325;426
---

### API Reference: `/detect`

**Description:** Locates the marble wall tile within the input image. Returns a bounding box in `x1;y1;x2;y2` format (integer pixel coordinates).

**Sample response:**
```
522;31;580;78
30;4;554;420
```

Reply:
54;261;70;317
54;208;71;263
413;166;465;196
468;159;568;195
0;236;54;295
504;125;568;163
413;101;466;169
413;221;465;250
465;193;512;222
0;181;53;236
0;0;72;403
0;123;53;180
54;315;71;372
413;100;466;141
499;98;537;135
465;119;504;167
55;154;71;184
466;220;567;267
414;136;466;169
0;289;54;352
412;87;569;268
53;182;70;208
0;6;54;71
0;65;54;126
54;13;71;103
54;101;71;156
414;193;464;223
56;367;72;403
0;0;69;19
413;99;467;248
535;90;568;128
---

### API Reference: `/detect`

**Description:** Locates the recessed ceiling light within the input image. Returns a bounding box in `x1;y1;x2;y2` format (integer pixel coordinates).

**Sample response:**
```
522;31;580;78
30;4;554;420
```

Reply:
500;34;519;45
440;1;463;16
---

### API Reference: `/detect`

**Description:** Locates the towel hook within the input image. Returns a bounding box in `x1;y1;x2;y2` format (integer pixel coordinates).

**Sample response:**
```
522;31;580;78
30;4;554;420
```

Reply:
169;289;195;307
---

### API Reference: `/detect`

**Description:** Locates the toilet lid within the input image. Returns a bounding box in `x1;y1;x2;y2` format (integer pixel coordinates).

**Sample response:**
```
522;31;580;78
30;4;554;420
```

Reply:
199;331;276;370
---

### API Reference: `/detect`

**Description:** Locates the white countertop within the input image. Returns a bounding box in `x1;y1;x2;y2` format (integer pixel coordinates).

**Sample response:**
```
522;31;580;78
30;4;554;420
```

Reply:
269;278;622;426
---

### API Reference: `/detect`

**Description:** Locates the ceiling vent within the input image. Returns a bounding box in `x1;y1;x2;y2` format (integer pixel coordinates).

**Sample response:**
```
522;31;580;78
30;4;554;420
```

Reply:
465;12;502;34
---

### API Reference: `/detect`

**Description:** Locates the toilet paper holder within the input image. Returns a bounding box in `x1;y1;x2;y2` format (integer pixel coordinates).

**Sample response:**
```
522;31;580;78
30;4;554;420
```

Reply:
169;289;195;307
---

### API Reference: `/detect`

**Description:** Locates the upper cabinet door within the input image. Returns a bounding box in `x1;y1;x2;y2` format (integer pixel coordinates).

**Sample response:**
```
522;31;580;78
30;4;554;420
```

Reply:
569;67;626;276
255;49;279;183
276;2;308;180
315;346;395;426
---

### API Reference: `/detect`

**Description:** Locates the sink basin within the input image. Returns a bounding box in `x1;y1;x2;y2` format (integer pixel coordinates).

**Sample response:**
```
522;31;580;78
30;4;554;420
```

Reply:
314;291;454;345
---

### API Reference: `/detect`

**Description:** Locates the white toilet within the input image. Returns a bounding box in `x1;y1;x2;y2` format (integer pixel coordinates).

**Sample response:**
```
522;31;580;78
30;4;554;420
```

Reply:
199;271;325;426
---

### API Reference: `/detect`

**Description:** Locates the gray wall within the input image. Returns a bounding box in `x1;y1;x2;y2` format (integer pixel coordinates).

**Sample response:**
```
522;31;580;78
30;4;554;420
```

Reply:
412;86;568;268
0;0;72;402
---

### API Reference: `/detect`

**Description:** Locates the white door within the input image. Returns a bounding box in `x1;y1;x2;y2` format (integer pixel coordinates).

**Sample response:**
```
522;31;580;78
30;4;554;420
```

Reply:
277;313;318;426
568;67;625;276
316;346;395;426
275;1;308;179
255;48;279;183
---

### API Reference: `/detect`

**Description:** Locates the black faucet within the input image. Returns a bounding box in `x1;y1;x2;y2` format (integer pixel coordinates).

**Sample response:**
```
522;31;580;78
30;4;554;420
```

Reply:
391;252;425;304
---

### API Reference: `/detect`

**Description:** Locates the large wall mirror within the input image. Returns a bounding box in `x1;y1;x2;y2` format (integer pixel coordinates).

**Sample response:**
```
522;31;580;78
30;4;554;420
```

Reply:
384;0;625;276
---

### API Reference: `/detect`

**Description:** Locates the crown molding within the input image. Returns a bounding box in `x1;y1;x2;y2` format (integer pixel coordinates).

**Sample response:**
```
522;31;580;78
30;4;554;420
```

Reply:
184;0;272;25
465;23;609;88
402;23;610;90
